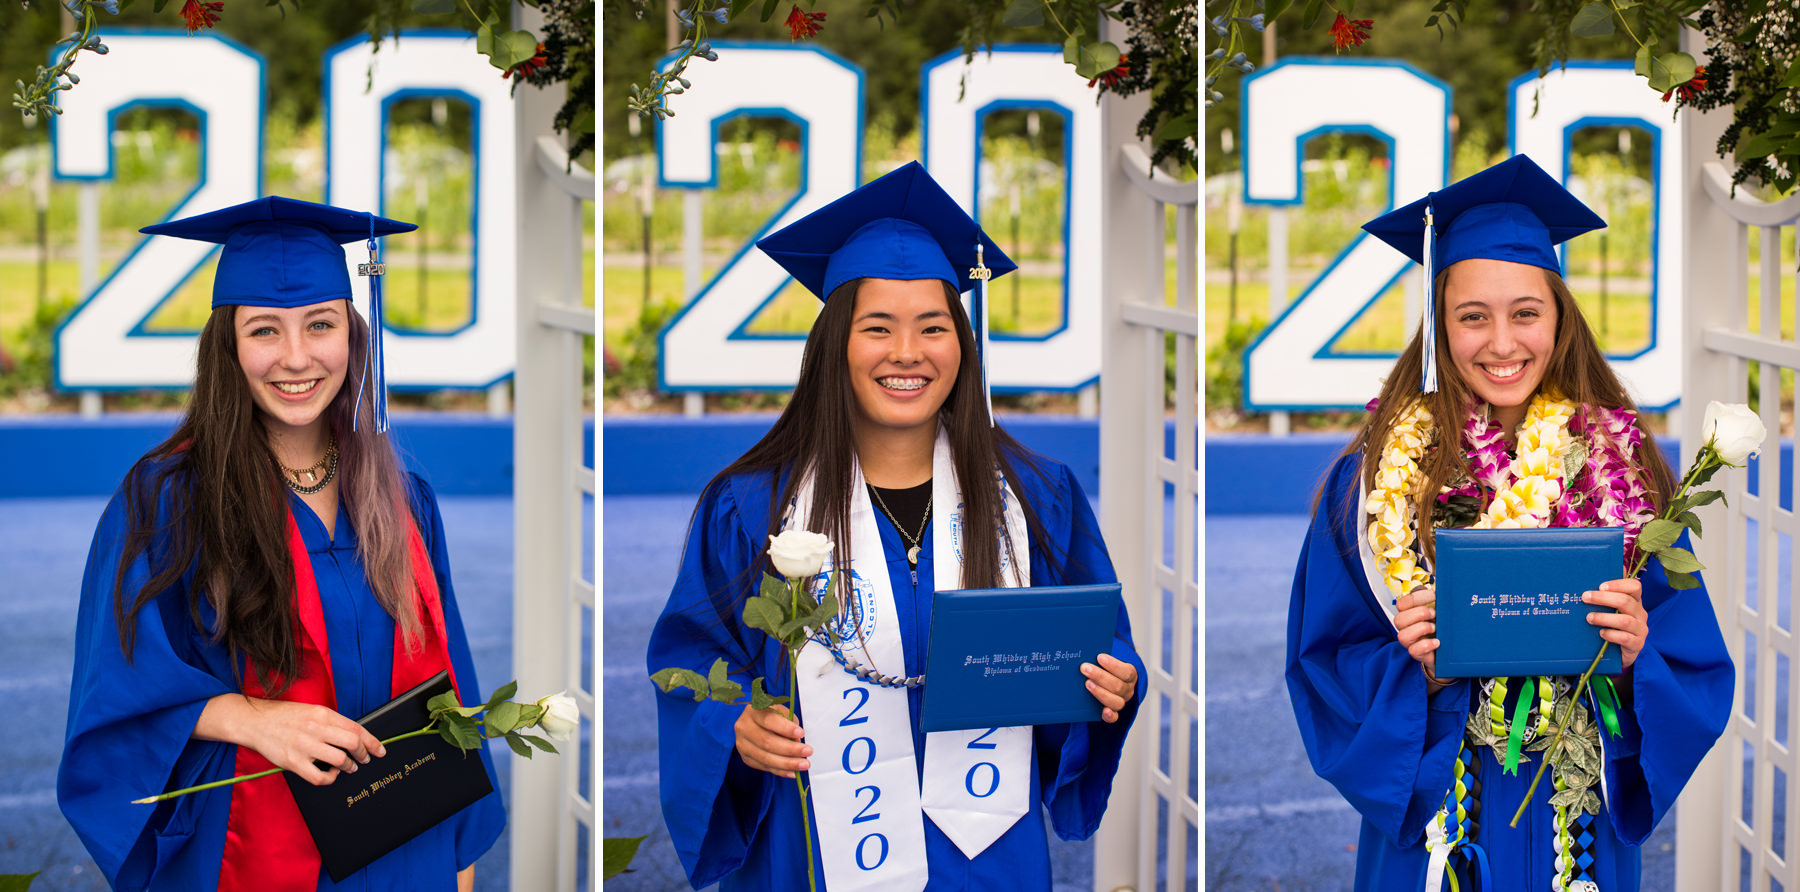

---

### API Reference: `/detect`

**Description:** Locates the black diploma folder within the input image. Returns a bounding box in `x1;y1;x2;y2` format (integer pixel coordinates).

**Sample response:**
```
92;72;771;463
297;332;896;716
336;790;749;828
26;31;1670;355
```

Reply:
1433;527;1625;678
919;583;1121;732
284;670;494;882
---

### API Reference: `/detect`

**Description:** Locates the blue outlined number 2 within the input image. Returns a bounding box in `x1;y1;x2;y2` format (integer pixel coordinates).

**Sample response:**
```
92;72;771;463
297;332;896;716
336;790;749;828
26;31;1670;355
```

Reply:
52;32;265;390
654;44;864;391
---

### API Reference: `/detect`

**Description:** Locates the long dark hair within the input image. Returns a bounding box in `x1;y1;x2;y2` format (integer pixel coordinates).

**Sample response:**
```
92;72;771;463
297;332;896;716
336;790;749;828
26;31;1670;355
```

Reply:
1340;266;1677;560
710;278;1069;615
115;302;421;693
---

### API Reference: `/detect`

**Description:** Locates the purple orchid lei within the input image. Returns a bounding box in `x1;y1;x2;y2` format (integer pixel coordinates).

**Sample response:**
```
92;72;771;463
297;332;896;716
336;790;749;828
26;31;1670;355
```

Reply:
1417;400;1656;568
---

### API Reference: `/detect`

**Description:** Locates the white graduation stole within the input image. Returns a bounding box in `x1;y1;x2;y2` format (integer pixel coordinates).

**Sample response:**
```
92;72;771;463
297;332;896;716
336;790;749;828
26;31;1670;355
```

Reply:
791;430;1032;891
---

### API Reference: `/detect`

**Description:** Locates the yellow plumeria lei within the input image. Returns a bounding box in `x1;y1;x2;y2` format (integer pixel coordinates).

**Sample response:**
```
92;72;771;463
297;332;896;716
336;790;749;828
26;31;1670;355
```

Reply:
1366;391;1581;601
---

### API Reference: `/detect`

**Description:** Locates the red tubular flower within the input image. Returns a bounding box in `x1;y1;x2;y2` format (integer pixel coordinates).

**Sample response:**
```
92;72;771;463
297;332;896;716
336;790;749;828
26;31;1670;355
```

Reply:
504;43;549;80
1662;66;1707;103
1329;13;1372;52
1087;54;1130;89
785;6;826;41
180;0;223;32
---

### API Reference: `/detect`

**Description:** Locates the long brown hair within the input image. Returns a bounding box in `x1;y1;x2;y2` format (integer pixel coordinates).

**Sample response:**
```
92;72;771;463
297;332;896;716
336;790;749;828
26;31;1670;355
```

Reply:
716;279;1064;591
1341;266;1676;560
115;302;421;693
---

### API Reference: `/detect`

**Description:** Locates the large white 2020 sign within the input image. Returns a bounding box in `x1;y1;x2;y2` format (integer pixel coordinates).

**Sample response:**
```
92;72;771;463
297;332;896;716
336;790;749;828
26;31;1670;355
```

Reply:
53;31;513;390
658;44;1102;392
1243;58;1683;411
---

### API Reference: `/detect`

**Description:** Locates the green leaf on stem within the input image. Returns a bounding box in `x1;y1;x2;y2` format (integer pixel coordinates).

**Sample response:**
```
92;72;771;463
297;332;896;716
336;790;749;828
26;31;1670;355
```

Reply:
519;732;558;754
1677;510;1704;537
503;732;533;758
809;591;840;629
441;713;482;750
1002;0;1043;27
1685;489;1725;510
489;30;540;71
743;595;787;637
759;572;788;601
1636;518;1684;553
708;659;745;704
1075;41;1121;79
1570;2;1615;37
1062;35;1081;66
1634;43;1653;78
602;835;650;881
777;616;810;642
485;680;519;712
1657;546;1705;574
1667;570;1702;590
750;676;789;710
486;700;524;735
650;666;712;702
427;691;461;715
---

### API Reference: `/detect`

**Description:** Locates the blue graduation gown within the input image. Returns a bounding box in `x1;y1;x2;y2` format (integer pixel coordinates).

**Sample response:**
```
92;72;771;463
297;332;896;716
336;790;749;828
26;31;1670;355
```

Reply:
59;464;505;892
1286;453;1733;891
647;455;1146;891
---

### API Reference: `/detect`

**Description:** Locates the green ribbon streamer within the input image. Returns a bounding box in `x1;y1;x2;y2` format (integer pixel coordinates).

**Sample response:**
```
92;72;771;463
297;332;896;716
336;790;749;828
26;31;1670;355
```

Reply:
1592;677;1623;738
1505;676;1533;774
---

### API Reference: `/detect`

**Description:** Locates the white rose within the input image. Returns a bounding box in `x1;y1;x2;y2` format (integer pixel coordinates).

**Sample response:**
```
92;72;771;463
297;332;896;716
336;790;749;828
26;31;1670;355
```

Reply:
535;691;580;743
1701;401;1767;466
767;529;833;579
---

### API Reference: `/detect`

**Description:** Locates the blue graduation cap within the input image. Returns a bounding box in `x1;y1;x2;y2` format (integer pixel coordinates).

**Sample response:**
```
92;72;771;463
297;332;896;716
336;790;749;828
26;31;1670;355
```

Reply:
141;196;416;432
1362;154;1605;393
756;161;1016;421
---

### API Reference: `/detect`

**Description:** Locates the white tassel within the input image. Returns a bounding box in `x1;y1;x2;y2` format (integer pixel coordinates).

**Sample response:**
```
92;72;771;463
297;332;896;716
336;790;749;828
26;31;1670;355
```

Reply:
1420;202;1439;394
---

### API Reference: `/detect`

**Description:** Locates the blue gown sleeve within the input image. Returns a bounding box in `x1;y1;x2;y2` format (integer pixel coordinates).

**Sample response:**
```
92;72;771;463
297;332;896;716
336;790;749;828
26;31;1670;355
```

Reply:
407;474;507;870
1597;528;1733;843
58;470;239;891
1284;453;1470;847
646;474;781;888
1024;462;1150;841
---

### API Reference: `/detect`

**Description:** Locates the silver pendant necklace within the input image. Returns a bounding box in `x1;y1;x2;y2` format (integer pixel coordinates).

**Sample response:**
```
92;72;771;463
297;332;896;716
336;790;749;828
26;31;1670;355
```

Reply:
869;484;931;567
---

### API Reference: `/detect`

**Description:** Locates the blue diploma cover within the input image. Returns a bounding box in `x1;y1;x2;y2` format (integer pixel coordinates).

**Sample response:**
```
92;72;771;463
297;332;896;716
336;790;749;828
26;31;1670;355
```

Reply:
920;583;1120;732
1434;527;1625;677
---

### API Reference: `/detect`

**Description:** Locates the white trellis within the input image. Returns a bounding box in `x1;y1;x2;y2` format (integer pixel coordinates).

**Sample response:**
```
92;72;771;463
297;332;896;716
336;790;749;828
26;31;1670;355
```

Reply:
1679;134;1800;889
510;22;597;890
1092;65;1200;891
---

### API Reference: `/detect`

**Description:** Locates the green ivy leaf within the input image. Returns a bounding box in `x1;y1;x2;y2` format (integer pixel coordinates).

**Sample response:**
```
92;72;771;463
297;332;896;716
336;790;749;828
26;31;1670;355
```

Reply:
743;595;788;637
1570;2;1615;37
1636;518;1684;553
488;29;540;71
411;0;455;13
1301;0;1326;29
1667;570;1701;590
650;666;712;702
503;732;533;758
485;680;519;713
1002;0;1043;27
475;22;496;59
602;835;650;881
486;700;524;735
1657;546;1705;574
1076;41;1121;79
1646;51;1696;94
708;659;745;705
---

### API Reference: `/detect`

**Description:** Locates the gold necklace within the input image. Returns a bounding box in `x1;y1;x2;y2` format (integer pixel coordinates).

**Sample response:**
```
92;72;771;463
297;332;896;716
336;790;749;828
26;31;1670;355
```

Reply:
279;434;338;495
869;483;931;567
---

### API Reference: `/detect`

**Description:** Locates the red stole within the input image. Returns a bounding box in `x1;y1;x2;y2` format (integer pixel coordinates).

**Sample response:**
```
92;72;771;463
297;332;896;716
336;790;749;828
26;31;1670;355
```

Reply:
216;509;457;892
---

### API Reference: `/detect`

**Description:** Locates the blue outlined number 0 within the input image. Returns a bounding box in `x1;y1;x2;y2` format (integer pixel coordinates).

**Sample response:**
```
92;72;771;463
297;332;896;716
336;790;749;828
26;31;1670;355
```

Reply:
966;727;1000;797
